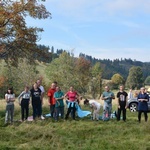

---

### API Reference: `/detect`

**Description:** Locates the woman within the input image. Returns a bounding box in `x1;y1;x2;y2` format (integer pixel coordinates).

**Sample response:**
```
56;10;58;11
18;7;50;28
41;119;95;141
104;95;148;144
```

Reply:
30;83;42;120
18;86;31;121
54;86;64;121
64;86;79;120
5;87;15;124
84;99;101;121
137;87;149;123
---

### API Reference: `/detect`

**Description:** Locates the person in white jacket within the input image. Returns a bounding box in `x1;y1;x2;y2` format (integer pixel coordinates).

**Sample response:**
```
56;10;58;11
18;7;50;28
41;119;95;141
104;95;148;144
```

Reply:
84;99;101;121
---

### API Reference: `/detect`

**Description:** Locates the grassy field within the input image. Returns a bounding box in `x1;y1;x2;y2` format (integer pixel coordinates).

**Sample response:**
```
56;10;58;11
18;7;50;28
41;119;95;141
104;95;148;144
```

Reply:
0;99;150;150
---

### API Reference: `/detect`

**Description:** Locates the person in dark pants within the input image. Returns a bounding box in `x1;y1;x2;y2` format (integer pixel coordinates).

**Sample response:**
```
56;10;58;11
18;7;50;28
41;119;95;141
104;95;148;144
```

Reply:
18;86;31;121
54;86;64;121
47;83;56;119
30;83;42;120
64;86;79;120
117;85;128;121
137;87;149;123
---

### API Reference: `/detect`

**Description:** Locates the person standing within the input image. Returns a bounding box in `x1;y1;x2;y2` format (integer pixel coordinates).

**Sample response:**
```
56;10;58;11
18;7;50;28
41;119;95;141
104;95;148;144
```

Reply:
117;85;128;121
128;89;133;99
65;86;79;120
18;86;31;122
137;87;149;123
5;87;15;124
37;79;45;120
54;86;64;121
101;86;115;119
30;83;42;120
47;83;56;118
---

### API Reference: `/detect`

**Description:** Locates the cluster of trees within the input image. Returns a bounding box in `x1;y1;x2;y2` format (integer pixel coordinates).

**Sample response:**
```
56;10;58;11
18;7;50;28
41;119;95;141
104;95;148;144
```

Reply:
0;0;149;99
79;53;150;80
45;52;102;98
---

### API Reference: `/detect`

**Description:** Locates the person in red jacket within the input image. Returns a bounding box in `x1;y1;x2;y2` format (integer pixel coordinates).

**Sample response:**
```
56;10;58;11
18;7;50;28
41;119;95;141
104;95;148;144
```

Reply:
47;83;56;118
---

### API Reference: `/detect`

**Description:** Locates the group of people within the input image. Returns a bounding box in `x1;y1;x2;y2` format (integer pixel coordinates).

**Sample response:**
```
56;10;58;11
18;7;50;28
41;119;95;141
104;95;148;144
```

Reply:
4;80;150;124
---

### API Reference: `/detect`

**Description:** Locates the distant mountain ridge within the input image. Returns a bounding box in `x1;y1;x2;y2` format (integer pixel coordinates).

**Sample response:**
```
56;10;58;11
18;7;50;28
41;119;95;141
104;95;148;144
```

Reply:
79;53;150;80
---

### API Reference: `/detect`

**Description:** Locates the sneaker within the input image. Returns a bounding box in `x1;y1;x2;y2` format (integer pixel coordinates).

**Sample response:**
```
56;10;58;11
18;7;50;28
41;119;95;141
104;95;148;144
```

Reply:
41;115;45;120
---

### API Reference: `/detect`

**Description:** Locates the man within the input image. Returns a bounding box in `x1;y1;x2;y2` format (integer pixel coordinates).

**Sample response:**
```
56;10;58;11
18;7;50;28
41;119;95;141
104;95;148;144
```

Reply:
101;86;115;119
47;83;56;119
117;85;128;121
37;79;45;120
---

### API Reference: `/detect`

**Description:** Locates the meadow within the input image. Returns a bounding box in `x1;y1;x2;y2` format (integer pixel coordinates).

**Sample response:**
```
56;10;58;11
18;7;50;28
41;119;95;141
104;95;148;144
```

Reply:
0;99;150;150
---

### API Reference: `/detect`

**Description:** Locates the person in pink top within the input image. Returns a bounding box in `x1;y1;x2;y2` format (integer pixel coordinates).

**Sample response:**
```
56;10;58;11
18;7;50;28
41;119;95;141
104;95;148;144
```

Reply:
64;86;79;120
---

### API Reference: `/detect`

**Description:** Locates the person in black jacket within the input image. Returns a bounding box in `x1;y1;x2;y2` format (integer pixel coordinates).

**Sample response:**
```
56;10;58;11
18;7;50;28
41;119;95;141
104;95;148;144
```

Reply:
117;85;128;121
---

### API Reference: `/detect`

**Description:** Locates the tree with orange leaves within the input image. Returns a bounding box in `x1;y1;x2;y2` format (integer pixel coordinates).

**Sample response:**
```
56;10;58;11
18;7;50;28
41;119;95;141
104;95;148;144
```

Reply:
0;0;51;66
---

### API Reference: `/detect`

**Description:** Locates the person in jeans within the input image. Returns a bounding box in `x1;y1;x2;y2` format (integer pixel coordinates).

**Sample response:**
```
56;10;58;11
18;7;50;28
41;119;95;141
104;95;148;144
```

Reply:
5;87;15;124
54;86;64;121
101;86;115;119
65;86;79;120
30;83;42;120
137;87;149;123
117;85;128;121
18;86;31;122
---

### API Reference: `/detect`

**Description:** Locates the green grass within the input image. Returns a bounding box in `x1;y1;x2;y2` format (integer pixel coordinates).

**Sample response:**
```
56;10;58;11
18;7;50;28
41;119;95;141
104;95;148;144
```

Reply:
0;102;150;150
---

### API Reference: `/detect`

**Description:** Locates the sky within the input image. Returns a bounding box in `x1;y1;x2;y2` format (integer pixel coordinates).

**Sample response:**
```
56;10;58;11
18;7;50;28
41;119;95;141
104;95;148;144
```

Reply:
26;0;150;62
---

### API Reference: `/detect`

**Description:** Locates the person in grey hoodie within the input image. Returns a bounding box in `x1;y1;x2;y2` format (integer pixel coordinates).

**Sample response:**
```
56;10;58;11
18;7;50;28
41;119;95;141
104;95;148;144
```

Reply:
18;86;31;121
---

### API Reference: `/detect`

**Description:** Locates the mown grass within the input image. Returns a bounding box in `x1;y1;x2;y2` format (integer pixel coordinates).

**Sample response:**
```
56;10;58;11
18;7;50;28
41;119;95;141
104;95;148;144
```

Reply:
0;99;150;150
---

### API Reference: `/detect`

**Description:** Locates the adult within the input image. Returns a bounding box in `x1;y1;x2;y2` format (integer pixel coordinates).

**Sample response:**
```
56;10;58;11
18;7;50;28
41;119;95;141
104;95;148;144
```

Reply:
5;87;15;124
64;86;79;120
30;82;42;120
101;86;115;119
37;79;45;120
84;99;101;121
18;86;31;121
54;86;64;121
128;88;133;99
47;83;56;118
117;85;128;121
137;87;149;123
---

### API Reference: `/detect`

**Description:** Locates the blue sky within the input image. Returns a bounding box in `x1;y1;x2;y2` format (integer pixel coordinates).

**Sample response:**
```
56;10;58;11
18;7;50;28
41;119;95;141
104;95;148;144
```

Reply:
26;0;150;62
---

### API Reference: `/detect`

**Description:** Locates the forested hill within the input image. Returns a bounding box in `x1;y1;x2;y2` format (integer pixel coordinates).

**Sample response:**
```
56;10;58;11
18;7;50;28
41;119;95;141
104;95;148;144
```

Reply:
1;43;150;80
79;53;150;80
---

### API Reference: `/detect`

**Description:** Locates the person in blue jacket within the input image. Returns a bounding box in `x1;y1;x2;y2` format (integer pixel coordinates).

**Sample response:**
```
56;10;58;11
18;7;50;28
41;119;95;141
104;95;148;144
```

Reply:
137;87;149;123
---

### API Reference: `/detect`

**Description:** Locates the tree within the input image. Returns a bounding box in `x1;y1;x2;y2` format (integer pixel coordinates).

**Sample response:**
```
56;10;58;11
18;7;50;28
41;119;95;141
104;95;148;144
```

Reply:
111;73;124;89
89;62;102;99
145;76;150;85
45;52;91;94
126;66;143;89
4;58;39;95
74;57;91;93
45;52;75;92
0;0;51;66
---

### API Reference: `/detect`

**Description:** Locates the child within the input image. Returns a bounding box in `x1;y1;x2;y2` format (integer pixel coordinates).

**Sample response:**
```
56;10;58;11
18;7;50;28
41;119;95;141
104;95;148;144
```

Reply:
84;99;101;121
5;87;15;124
18;86;31;122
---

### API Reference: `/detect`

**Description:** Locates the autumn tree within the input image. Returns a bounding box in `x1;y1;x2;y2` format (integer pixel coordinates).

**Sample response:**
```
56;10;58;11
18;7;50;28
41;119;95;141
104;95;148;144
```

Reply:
126;66;143;89
111;73;124;89
0;0;51;66
45;52;91;94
